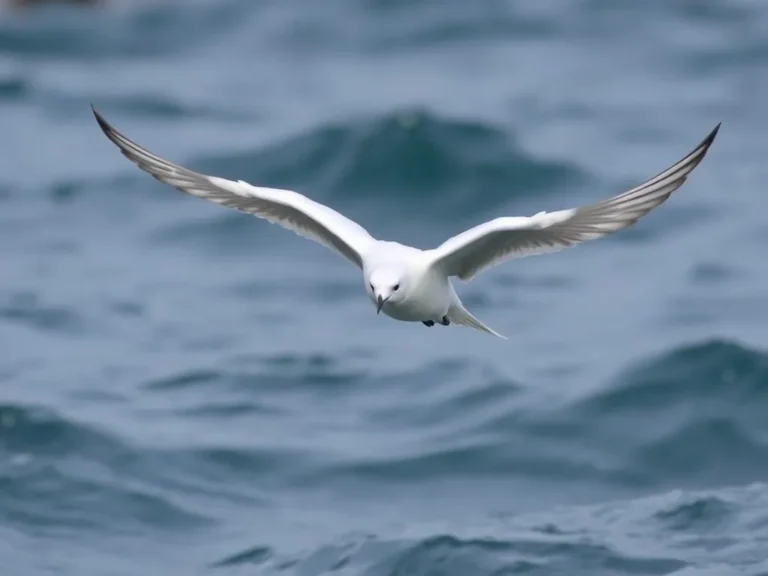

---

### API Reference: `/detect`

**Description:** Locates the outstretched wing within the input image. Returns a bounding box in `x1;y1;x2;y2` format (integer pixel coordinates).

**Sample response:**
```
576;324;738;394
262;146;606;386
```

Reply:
92;106;375;268
429;123;720;281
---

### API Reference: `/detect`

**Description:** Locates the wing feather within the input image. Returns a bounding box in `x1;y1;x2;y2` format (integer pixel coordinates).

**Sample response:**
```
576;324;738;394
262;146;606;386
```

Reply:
430;123;721;280
91;106;375;268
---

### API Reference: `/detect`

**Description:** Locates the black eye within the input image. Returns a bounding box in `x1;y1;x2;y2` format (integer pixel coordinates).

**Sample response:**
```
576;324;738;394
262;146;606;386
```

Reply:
393;284;400;291
370;283;374;292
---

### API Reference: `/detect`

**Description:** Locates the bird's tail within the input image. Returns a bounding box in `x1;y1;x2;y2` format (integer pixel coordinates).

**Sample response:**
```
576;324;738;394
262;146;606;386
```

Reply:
447;303;507;339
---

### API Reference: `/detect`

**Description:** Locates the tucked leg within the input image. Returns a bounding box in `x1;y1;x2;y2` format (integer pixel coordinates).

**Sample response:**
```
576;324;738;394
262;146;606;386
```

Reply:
422;320;435;327
440;316;450;326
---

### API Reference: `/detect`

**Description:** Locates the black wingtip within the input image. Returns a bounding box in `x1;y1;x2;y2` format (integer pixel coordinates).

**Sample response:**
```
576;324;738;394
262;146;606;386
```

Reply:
90;104;112;136
704;122;722;148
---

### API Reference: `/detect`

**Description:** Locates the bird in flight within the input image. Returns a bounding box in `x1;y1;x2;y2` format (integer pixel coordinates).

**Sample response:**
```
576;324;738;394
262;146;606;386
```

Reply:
91;106;719;339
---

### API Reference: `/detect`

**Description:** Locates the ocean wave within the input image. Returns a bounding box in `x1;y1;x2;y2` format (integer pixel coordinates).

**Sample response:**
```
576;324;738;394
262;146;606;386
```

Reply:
135;358;527;491
653;494;735;532
0;403;211;533
130;340;768;495
214;483;768;575
556;339;768;489
293;339;768;493
143;351;367;394
0;65;26;102
0;291;91;335
8;334;766;530
212;544;272;568
585;339;768;411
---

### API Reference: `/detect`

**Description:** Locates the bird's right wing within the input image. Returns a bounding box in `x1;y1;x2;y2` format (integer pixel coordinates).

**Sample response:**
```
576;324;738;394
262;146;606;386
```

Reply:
92;106;376;269
428;123;720;281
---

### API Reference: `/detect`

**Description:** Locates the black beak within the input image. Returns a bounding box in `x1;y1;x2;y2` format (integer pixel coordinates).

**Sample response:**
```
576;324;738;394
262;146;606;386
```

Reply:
376;295;387;314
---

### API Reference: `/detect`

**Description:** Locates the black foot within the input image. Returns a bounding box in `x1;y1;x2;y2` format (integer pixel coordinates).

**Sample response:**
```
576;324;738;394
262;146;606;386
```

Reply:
422;320;435;327
440;316;450;326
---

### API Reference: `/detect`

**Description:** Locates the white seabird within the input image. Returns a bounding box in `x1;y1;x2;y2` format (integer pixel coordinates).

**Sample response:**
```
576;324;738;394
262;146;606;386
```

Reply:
92;106;720;338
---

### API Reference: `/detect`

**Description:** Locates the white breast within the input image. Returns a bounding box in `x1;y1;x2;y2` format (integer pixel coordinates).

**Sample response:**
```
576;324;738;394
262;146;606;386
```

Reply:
380;267;452;322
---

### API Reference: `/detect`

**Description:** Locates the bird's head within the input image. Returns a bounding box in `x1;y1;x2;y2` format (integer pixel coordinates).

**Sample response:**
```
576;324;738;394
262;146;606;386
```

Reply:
367;267;407;314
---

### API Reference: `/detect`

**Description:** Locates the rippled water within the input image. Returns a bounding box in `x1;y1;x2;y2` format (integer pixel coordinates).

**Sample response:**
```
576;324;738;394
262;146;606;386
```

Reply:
3;1;768;574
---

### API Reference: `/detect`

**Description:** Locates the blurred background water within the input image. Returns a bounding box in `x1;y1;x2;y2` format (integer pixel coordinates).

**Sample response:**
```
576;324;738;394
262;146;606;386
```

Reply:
1;0;768;574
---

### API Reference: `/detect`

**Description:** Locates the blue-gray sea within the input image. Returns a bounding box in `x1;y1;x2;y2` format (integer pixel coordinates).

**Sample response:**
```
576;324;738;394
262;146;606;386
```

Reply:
3;1;768;574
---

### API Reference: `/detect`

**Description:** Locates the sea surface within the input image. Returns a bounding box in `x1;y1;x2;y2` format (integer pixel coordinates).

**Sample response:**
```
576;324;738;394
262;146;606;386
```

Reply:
2;0;768;574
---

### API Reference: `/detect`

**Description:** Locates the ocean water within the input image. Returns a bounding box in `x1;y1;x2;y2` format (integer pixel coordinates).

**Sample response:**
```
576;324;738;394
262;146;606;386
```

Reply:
2;0;768;574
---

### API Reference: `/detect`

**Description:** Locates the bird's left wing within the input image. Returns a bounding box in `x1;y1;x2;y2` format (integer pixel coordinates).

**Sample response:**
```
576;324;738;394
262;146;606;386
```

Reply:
91;106;376;269
428;123;720;281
